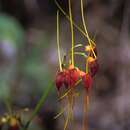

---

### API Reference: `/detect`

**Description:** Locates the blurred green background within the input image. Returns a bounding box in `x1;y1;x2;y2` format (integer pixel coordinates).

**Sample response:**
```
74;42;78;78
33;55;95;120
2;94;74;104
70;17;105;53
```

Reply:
0;0;130;130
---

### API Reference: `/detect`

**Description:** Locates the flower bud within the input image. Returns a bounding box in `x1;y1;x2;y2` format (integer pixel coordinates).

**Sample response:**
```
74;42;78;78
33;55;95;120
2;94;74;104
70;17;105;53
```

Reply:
87;57;99;77
55;71;65;91
64;68;79;88
85;45;97;57
82;74;93;92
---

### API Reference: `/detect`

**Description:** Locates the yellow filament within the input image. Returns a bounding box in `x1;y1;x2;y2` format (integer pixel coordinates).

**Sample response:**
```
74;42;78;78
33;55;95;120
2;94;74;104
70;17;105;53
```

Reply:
54;108;64;119
87;94;89;107
64;96;70;130
59;79;82;101
82;93;89;130
80;0;96;59
68;0;75;66
57;10;62;71
59;89;71;101
64;116;69;130
68;89;74;121
55;0;96;48
55;0;97;59
86;58;88;74
55;0;87;38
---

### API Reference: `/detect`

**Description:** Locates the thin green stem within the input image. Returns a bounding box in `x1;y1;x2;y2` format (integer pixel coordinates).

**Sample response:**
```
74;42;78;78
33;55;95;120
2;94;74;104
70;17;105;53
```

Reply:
67;44;83;58
74;52;87;57
80;0;96;58
55;0;87;38
80;0;90;43
57;10;62;71
72;44;83;49
24;82;54;129
55;0;96;58
68;0;75;66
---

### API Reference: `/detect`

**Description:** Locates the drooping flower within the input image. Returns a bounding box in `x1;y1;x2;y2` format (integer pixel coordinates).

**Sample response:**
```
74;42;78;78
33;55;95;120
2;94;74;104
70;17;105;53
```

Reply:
55;1;99;130
55;65;80;91
66;65;80;87
87;56;99;77
55;70;66;91
82;73;93;92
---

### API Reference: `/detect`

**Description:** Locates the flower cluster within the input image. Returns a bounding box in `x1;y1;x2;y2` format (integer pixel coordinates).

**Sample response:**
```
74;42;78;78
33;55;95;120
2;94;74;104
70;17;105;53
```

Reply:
54;0;99;129
55;44;99;93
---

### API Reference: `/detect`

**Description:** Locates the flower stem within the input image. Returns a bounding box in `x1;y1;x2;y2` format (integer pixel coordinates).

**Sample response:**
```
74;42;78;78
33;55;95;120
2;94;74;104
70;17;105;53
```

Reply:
86;58;89;74
68;0;74;66
55;0;86;38
24;82;54;129
82;92;89;130
57;10;62;71
55;0;96;55
80;0;96;59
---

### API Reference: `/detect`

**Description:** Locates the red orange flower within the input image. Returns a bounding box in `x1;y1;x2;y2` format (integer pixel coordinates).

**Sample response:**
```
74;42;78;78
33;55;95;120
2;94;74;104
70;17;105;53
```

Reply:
87;56;99;77
82;73;93;92
55;65;80;91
